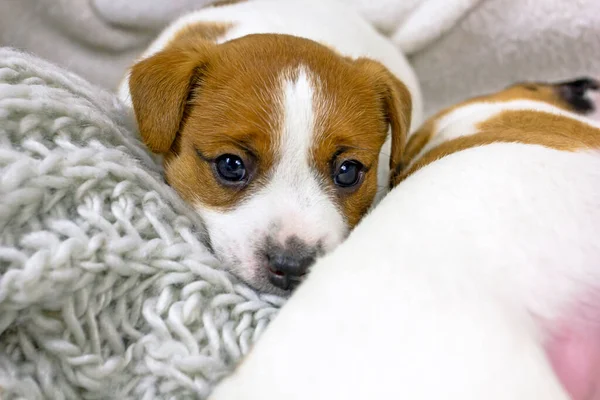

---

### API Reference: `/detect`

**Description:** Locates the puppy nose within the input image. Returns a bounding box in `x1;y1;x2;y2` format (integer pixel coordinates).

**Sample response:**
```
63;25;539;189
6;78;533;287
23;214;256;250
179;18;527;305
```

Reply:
555;77;600;112
265;240;317;291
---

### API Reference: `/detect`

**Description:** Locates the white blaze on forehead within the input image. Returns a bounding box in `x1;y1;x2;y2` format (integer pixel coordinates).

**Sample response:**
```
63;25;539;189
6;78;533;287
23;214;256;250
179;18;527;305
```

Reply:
260;65;346;244
280;66;316;170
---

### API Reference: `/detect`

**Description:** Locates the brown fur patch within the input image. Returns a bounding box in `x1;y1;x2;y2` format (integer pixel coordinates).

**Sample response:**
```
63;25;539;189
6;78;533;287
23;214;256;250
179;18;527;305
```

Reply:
400;83;574;170
393;82;597;186
130;32;412;217
129;41;216;154
170;21;232;44
471;83;572;108
402;119;436;171
395;110;600;185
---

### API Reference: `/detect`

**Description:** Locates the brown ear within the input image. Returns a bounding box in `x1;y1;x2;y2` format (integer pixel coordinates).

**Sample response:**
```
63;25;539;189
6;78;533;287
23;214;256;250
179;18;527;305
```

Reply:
129;42;215;154
355;59;413;188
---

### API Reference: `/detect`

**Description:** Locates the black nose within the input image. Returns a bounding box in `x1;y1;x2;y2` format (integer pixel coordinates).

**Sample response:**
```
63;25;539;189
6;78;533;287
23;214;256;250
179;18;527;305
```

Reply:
555;77;599;113
265;239;317;291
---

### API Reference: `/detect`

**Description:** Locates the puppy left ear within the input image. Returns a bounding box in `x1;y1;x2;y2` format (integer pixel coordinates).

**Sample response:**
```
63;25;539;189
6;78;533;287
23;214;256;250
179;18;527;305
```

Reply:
128;41;215;154
355;59;413;188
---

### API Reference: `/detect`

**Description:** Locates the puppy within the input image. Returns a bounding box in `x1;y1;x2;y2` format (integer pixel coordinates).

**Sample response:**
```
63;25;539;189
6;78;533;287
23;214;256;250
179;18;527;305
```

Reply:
118;0;422;293
208;78;600;400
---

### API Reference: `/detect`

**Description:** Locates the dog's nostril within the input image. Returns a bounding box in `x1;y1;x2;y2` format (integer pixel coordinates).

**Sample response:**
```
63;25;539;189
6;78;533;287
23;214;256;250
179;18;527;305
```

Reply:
264;240;317;290
268;252;314;277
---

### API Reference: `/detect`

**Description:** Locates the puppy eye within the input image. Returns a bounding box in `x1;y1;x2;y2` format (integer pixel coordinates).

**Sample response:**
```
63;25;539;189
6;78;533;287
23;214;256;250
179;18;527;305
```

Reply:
215;154;247;183
334;160;364;188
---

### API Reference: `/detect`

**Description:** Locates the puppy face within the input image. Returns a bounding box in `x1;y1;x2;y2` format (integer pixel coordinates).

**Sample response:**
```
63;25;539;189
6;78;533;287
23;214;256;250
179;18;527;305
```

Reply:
128;34;411;293
394;77;600;185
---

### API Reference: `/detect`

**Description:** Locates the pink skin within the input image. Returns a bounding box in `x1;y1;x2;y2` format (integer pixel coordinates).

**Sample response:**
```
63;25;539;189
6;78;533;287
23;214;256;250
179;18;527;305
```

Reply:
545;297;600;400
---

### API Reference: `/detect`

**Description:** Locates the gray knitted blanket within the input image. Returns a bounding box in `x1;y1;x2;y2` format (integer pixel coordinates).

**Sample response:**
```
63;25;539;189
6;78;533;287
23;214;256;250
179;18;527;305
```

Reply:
0;48;284;400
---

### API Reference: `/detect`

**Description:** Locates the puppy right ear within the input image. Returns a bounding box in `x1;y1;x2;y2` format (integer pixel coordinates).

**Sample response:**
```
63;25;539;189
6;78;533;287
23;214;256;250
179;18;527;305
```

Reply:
129;42;215;154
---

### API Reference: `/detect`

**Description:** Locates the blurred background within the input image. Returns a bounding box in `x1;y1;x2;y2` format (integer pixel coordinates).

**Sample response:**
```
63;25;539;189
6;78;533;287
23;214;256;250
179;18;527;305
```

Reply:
1;0;598;116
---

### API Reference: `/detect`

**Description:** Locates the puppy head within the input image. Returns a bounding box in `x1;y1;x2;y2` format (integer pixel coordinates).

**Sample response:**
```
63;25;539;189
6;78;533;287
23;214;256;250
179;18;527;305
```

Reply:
129;34;412;293
395;77;600;186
